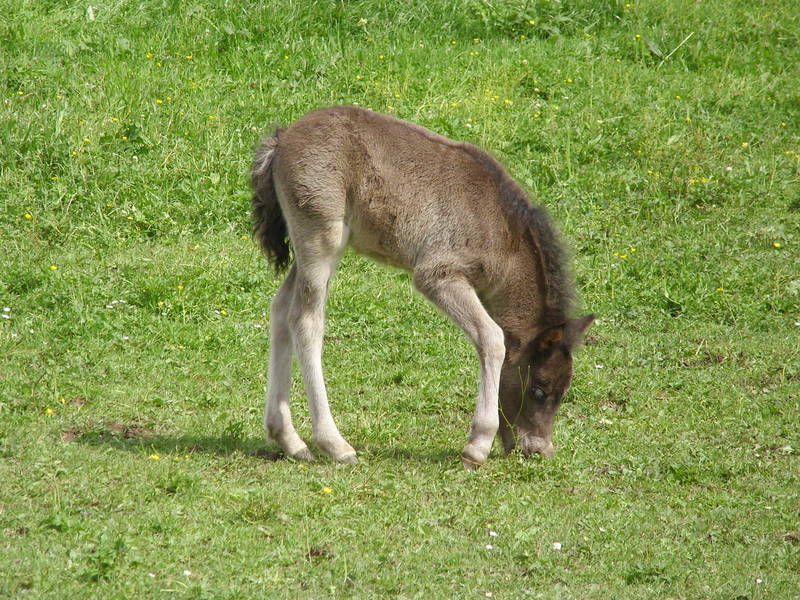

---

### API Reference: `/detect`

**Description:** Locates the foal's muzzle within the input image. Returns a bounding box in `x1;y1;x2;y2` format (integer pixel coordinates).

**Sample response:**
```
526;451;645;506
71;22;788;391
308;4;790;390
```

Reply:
521;434;555;459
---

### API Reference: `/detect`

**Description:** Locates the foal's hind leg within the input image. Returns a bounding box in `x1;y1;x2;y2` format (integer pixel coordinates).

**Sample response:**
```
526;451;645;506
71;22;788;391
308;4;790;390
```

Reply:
413;270;505;469
288;222;356;463
264;265;315;461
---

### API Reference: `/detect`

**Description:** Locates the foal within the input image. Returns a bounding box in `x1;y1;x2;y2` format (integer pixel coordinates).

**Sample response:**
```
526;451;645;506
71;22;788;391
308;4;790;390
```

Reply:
252;106;593;468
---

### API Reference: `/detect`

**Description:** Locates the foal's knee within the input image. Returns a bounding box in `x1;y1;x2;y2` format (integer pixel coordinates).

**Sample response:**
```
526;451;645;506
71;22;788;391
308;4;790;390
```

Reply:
480;323;506;367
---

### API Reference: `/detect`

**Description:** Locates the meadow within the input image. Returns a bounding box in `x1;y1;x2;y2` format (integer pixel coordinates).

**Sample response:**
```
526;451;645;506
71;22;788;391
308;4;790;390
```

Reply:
1;0;799;597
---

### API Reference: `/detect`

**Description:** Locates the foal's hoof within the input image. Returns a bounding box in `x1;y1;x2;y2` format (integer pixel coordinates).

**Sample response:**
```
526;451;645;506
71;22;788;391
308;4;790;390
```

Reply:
334;452;358;465
289;447;316;462
461;453;485;471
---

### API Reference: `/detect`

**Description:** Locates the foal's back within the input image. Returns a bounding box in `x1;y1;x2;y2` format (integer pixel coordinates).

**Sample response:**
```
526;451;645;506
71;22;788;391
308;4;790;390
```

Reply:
273;106;516;282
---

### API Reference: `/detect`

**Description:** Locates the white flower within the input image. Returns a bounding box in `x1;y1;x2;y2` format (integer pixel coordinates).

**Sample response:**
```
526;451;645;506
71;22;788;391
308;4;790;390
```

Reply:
488;530;498;537
552;542;562;550
485;544;494;550
183;569;192;576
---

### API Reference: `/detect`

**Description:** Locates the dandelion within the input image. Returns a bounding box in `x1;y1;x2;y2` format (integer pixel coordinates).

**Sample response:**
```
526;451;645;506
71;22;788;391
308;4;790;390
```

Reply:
83;137;91;143
176;284;184;291
241;234;249;240
46;408;55;415
740;141;749;148
773;242;782;249
635;34;641;39
322;487;332;494
528;20;535;25
49;265;58;271
156;99;163;104
149;453;160;460
185;55;193;60
24;213;32;219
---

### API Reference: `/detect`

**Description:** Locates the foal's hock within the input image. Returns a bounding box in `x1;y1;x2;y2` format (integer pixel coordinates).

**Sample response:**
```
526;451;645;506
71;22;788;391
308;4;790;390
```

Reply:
252;106;594;468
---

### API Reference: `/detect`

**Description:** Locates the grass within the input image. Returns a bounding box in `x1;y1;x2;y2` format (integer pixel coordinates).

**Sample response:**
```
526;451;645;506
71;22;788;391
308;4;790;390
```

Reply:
1;0;799;597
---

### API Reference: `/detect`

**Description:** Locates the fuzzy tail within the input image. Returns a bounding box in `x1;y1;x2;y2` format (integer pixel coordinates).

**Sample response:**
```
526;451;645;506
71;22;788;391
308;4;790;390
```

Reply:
251;129;291;273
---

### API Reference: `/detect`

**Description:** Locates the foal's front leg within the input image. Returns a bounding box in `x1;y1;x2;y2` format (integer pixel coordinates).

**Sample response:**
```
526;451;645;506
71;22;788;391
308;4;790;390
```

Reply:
413;272;505;469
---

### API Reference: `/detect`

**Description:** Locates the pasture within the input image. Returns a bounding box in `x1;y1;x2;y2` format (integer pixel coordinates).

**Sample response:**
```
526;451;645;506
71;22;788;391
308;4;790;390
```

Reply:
1;0;798;597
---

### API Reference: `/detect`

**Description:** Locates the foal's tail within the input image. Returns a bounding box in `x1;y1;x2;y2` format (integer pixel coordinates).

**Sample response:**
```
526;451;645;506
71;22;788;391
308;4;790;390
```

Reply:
251;128;292;273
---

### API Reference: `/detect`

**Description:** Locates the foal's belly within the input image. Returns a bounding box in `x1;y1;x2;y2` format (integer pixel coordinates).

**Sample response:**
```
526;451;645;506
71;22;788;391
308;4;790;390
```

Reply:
346;220;412;271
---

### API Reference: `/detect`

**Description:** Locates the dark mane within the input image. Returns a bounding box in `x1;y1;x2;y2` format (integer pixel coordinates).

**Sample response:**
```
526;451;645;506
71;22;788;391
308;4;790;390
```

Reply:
459;143;576;324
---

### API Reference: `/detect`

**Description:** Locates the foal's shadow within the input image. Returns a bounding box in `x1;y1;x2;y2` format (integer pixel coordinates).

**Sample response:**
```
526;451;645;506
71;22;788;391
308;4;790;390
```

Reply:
72;426;457;464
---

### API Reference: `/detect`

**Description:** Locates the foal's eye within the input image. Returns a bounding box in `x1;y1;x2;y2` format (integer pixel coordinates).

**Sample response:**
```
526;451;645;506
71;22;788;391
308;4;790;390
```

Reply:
532;386;546;401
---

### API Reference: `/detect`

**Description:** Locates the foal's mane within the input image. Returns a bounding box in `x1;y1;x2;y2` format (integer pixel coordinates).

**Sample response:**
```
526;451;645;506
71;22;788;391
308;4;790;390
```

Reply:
459;143;576;324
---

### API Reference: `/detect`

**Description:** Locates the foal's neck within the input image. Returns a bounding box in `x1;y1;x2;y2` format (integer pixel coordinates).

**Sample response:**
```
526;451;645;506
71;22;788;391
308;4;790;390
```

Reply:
482;250;550;363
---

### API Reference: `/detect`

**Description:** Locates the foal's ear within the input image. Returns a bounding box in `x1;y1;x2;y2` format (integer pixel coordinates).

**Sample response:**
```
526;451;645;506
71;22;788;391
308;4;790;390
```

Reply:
529;314;595;357
564;314;595;348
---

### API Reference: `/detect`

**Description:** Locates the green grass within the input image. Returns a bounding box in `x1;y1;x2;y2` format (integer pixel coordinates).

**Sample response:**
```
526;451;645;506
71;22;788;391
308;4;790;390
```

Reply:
2;0;799;597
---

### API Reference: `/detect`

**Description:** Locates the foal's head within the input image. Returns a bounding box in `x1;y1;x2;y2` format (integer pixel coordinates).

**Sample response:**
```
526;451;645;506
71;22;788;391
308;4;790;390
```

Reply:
500;314;595;458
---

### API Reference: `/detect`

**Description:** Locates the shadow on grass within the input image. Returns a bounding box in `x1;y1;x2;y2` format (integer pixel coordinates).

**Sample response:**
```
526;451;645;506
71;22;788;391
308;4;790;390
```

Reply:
66;423;458;464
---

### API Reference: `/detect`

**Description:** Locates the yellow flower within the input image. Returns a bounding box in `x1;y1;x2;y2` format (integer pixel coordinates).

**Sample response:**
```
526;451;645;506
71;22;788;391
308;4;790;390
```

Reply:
149;453;160;460
50;265;58;271
156;99;163;104
773;242;782;249
740;142;749;148
177;284;184;291
46;407;55;415
241;234;249;240
185;55;193;60
322;487;332;494
635;34;641;39
83;137;91;143
528;20;535;25
24;213;32;220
